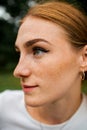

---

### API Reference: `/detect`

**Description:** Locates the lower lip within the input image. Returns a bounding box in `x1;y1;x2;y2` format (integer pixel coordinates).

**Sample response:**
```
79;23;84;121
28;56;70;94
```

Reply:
22;86;38;93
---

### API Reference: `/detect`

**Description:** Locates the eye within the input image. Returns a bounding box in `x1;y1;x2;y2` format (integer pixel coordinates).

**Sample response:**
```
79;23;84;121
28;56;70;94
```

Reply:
33;46;49;56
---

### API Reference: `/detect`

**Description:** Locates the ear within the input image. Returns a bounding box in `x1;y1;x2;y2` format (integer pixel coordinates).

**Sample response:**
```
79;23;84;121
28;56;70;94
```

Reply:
80;45;87;72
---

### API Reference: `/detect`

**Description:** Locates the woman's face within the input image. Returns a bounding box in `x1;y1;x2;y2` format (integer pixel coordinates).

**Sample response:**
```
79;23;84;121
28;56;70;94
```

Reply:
14;16;81;107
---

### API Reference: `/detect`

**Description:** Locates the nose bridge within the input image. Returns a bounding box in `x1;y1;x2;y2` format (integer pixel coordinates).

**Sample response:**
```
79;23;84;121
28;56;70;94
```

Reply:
17;56;25;70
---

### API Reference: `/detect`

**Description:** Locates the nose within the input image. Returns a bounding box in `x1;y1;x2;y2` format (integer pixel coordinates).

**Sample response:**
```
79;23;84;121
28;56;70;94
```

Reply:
13;58;31;78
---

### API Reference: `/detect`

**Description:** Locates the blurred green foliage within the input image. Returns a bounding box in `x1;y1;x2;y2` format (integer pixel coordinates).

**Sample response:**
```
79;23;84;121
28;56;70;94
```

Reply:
82;81;87;94
0;72;20;92
0;66;20;92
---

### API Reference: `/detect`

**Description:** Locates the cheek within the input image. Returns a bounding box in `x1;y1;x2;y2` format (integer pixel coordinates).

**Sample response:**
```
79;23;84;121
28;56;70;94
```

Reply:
44;62;68;84
36;56;78;84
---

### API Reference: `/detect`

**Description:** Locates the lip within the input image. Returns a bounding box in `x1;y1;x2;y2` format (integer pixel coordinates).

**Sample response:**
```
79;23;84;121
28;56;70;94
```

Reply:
22;84;38;93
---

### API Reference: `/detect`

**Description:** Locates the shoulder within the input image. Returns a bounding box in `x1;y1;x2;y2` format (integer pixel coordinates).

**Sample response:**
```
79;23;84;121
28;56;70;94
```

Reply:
0;90;24;112
0;90;23;102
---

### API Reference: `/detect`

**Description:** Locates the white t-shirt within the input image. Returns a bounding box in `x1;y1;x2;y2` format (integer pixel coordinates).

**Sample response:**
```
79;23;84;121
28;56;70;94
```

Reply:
0;90;87;130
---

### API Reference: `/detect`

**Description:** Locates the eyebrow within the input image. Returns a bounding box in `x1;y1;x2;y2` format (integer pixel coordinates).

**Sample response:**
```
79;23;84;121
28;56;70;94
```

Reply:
15;38;51;50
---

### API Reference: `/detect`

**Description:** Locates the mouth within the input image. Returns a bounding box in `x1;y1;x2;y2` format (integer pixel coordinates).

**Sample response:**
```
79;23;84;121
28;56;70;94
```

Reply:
22;84;39;93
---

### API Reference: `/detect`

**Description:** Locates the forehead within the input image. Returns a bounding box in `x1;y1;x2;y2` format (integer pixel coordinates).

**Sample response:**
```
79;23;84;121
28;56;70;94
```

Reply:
16;16;67;45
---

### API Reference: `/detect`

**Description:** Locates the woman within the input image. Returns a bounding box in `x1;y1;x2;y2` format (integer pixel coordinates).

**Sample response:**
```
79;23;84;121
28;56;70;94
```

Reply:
0;1;87;130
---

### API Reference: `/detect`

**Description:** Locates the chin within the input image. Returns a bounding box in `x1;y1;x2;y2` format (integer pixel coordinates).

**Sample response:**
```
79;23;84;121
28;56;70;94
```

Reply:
24;95;45;108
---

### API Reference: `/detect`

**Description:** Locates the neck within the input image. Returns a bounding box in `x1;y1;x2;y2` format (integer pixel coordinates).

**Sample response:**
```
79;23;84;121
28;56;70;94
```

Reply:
26;93;82;125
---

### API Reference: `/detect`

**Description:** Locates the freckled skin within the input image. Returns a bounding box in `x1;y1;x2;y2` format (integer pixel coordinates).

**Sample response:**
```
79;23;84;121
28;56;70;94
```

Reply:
14;16;83;124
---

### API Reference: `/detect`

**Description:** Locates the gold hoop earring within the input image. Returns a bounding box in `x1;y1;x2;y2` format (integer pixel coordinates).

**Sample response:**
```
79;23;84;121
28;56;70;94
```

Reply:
82;71;85;80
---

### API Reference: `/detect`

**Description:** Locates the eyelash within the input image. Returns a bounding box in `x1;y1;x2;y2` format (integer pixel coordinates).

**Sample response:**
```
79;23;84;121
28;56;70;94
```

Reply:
32;46;49;56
